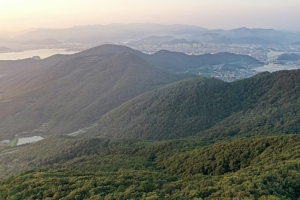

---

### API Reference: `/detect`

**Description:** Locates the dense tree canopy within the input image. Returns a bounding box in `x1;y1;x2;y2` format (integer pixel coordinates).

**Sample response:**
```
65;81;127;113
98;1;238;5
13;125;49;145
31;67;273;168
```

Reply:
1;135;300;199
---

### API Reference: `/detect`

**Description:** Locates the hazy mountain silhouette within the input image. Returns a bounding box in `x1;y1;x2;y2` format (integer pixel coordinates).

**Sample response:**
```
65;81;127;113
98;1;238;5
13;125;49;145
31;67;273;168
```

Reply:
0;46;190;139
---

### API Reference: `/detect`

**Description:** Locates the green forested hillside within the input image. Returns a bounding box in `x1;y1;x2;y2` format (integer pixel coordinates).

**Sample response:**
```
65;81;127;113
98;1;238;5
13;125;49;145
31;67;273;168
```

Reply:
0;44;260;140
1;135;300;199
91;77;237;140
1;44;299;199
0;135;206;178
0;52;184;140
200;69;300;141
89;70;300;141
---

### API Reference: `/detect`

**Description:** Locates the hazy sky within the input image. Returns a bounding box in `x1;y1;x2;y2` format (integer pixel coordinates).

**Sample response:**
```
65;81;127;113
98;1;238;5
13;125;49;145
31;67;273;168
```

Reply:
1;0;300;31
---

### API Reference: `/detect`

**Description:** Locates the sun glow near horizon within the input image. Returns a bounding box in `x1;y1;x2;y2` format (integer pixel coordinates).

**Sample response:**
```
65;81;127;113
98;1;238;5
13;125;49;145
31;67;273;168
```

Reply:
1;0;300;32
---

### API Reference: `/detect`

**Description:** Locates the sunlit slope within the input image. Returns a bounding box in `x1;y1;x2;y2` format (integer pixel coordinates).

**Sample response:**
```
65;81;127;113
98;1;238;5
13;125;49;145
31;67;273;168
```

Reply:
91;77;235;140
1;135;300;199
90;70;300;140
201;69;300;141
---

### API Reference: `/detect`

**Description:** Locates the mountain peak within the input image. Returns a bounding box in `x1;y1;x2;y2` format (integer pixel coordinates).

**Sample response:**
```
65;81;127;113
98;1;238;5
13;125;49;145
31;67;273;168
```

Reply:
76;44;140;57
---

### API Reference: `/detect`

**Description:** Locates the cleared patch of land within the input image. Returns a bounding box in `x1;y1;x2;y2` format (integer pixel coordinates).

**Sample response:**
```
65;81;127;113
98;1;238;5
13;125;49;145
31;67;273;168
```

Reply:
17;136;43;146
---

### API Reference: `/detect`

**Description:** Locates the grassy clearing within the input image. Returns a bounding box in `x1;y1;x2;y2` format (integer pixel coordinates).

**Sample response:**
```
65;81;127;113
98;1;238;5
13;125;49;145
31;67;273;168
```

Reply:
10;137;19;147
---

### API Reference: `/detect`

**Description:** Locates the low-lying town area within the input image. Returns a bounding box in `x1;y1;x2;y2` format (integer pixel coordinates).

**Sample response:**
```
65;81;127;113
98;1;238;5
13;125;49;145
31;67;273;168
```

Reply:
127;42;300;81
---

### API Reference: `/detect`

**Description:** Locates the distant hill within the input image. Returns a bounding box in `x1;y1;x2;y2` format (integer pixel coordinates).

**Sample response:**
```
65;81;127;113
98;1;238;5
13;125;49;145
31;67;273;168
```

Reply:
226;27;278;38
88;70;300;140
1;24;296;45
22;38;61;45
214;36;274;44
292;41;300;45
0;29;35;38
196;33;221;42
0;47;13;53
128;35;176;45
16;23;208;44
75;44;142;57
146;50;260;72
160;38;200;45
79;44;260;73
277;53;300;61
212;27;299;44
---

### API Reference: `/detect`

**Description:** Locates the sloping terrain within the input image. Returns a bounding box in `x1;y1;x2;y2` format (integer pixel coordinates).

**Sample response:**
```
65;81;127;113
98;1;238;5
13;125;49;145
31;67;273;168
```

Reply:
0;47;188;140
1;135;300;199
90;77;236;140
0;44;260;140
89;70;300;140
0;45;300;199
200;69;300;141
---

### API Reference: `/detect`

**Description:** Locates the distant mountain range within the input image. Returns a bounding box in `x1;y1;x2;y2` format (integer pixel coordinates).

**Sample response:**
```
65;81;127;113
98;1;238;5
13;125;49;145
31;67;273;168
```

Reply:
128;35;176;45
22;38;61;46
0;47;13;53
14;23;208;44
1;23;299;45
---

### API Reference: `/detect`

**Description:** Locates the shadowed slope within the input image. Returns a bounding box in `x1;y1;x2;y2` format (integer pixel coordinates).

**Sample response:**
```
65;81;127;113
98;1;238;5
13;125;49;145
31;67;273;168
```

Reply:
0;52;183;139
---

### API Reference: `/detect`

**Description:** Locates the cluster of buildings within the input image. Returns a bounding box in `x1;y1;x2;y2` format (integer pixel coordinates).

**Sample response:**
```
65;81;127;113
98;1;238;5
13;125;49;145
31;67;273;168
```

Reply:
129;42;300;63
127;41;300;81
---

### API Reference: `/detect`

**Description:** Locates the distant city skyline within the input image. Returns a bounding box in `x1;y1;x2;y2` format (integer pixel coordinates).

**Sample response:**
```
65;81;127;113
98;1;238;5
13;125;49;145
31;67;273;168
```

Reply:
1;0;300;32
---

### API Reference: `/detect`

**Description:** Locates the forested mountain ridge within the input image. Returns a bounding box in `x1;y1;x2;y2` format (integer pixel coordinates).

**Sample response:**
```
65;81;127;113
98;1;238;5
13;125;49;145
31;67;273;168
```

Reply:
0;44;300;199
0;50;186;140
78;44;261;72
90;77;235;140
201;69;300;140
0;44;261;140
88;69;300;140
1;135;300;199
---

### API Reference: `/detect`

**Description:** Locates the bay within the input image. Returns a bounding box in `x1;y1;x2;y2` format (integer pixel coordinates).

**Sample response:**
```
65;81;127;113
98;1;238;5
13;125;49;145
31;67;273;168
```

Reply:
0;49;79;60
